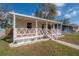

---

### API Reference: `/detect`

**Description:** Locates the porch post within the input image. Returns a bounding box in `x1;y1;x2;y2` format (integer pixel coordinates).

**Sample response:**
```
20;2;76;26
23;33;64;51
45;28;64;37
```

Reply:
56;23;58;33
56;23;59;36
46;22;48;33
52;23;55;35
68;26;70;32
36;20;38;40
51;23;52;34
57;24;59;29
61;23;63;33
53;24;55;30
13;13;16;43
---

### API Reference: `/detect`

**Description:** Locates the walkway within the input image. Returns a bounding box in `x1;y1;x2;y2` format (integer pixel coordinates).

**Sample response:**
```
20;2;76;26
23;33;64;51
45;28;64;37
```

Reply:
52;39;79;50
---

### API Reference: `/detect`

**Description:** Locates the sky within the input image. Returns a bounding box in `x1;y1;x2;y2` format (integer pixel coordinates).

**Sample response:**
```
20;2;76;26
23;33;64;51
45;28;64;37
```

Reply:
10;3;79;25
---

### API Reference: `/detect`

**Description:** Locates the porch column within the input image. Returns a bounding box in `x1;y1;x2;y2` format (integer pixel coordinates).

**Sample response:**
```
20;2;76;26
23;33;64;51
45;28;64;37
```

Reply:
56;23;59;36
68;26;70;32
60;23;63;33
52;24;55;34
51;23;52;34
53;24;55;30
57;24;59;29
13;13;16;43
46;22;48;33
36;20;38;40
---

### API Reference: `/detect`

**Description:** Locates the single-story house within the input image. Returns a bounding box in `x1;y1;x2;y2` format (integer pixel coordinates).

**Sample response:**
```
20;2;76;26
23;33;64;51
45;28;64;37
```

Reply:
2;12;76;47
73;26;79;32
62;24;75;33
3;12;63;47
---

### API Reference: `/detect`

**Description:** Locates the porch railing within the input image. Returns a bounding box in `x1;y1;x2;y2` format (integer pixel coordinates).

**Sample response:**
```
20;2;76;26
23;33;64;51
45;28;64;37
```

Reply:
15;28;62;39
16;28;35;37
16;28;45;38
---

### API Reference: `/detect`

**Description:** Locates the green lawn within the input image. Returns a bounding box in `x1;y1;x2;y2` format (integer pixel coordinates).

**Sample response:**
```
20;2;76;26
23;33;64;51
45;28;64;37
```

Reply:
59;33;79;45
0;39;79;56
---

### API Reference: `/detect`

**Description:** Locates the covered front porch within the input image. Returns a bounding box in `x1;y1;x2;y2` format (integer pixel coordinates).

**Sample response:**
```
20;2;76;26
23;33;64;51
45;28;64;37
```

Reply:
11;12;62;44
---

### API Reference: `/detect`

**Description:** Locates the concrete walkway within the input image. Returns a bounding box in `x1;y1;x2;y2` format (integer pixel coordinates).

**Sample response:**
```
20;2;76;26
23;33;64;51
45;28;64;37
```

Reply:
10;37;79;50
52;39;79;50
9;39;49;48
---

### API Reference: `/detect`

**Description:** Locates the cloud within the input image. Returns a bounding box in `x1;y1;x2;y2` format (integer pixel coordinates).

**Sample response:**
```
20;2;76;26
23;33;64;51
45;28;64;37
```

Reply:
71;11;77;15
66;7;79;13
64;7;79;18
77;10;79;13
64;10;78;18
55;3;65;7
32;13;34;16
57;10;61;16
64;14;71;18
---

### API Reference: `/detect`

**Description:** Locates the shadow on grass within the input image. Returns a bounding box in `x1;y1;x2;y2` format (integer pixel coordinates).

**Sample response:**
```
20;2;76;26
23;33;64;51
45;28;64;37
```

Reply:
1;29;13;43
2;36;13;43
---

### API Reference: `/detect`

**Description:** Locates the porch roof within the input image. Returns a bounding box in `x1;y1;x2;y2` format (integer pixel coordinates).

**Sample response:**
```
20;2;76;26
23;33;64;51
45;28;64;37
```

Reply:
63;24;76;28
9;12;62;24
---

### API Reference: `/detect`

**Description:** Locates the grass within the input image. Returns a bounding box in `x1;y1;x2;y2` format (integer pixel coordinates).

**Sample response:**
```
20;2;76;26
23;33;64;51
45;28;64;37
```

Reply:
0;39;79;56
59;33;79;45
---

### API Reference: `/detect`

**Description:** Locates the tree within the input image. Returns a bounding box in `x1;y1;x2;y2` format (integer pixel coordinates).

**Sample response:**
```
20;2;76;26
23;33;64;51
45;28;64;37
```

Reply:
0;3;12;28
0;4;13;42
34;9;42;18
34;3;57;19
62;18;70;24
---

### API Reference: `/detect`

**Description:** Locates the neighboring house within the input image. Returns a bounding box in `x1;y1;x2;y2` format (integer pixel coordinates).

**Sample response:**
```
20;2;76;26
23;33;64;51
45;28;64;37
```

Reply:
62;24;75;33
3;12;63;47
73;26;79;32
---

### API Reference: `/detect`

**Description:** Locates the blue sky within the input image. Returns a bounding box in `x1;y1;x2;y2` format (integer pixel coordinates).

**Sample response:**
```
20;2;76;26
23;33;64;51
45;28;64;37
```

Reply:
10;3;39;15
10;3;79;25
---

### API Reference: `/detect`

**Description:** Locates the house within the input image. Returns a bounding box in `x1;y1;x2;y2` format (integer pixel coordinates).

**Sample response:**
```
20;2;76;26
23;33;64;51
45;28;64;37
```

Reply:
73;26;79;32
62;24;75;33
5;12;63;47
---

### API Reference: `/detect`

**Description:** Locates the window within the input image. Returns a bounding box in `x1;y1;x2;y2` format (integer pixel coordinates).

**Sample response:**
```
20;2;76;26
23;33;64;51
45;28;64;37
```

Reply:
52;24;54;28
42;24;44;29
27;22;32;29
48;24;51;29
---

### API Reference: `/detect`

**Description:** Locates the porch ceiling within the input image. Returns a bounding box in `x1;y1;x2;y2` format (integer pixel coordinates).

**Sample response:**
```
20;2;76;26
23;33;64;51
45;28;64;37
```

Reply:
9;12;62;24
16;15;59;24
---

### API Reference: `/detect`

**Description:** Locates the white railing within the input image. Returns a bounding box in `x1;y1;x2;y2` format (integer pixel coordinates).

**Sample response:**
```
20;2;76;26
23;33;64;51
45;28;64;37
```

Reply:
15;28;62;39
45;29;62;39
16;28;36;38
16;28;45;38
37;28;45;35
